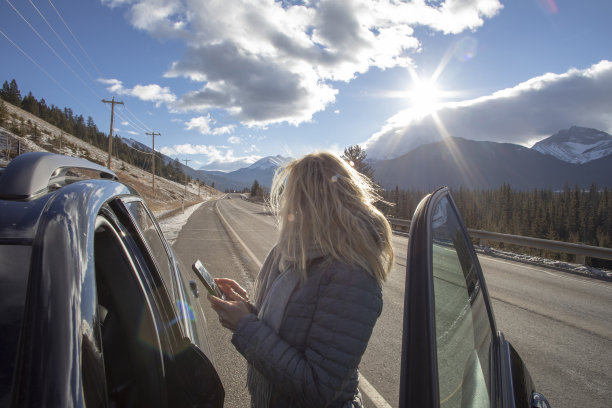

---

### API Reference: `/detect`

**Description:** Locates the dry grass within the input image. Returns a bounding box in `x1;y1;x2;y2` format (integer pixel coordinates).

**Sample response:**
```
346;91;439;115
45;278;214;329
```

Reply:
1;102;223;215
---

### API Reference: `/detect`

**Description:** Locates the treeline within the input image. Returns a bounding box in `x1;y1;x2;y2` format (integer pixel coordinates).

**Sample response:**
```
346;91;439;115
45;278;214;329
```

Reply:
0;79;188;184
380;183;612;265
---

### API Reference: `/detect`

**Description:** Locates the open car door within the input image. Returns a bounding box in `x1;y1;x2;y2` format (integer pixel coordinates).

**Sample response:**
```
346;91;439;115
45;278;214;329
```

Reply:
399;187;550;408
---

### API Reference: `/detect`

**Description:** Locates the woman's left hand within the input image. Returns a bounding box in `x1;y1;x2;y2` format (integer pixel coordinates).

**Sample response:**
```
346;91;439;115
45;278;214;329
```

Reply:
207;294;253;331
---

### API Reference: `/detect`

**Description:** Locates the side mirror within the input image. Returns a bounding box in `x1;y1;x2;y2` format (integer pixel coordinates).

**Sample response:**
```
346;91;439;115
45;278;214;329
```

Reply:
531;392;550;408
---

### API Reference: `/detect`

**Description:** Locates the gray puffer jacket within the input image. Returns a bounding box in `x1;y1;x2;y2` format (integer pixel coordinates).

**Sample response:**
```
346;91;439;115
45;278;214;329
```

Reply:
231;259;383;408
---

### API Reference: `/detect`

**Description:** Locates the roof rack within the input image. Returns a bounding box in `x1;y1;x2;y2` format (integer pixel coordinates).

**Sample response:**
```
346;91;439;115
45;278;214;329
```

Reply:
0;152;118;199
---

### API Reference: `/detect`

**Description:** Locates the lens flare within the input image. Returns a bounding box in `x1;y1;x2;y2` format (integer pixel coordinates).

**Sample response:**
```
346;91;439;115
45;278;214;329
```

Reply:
453;37;478;62
537;0;558;14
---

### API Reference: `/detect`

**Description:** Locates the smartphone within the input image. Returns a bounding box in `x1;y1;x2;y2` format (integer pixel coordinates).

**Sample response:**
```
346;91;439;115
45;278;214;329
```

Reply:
192;260;225;299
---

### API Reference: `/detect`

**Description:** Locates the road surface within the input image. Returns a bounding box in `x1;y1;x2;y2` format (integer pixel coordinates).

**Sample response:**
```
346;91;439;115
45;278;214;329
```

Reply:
171;195;612;407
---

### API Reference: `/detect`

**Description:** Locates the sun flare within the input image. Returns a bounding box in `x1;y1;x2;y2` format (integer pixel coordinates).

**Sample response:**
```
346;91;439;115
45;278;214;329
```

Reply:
408;77;442;117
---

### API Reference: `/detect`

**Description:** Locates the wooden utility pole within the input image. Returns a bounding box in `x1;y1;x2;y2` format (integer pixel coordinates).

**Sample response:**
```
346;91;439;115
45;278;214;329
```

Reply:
145;131;161;195
102;97;124;169
183;158;191;196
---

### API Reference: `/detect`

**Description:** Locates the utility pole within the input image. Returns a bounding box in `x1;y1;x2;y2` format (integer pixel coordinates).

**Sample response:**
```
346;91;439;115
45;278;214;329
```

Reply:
145;131;161;196
198;171;201;197
183;158;191;197
101;97;124;169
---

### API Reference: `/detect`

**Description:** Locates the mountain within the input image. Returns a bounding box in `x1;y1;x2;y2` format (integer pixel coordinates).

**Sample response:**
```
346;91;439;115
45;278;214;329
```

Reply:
372;137;612;191
531;126;612;164
222;155;293;189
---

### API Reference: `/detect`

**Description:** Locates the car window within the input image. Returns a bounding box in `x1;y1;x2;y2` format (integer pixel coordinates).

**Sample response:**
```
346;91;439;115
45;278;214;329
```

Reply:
94;215;167;407
0;245;31;405
120;200;197;343
123;201;175;296
431;196;492;407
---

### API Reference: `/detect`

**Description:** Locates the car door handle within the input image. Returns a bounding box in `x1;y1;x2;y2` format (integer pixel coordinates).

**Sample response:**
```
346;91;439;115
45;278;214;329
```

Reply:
189;280;200;298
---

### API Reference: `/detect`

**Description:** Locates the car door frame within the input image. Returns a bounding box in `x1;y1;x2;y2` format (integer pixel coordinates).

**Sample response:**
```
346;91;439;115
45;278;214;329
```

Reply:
399;186;504;407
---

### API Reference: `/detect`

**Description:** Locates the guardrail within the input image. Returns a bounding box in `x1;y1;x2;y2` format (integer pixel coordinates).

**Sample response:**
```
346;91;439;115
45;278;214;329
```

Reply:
387;217;612;264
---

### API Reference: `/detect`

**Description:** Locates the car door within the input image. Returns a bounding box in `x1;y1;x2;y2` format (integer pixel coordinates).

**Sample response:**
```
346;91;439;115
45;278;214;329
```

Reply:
99;198;224;406
399;187;549;408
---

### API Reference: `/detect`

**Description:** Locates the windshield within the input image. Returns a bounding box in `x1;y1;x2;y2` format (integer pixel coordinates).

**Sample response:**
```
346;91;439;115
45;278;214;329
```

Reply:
0;245;31;406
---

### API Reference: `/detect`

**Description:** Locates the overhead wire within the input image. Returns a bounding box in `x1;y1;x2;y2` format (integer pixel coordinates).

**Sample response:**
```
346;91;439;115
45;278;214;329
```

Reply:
5;0;102;102
28;0;97;84
5;0;162;151
0;29;81;106
48;0;103;77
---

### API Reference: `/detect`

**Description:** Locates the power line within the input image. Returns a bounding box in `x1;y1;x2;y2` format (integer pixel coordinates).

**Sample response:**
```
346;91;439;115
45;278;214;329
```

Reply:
28;0;95;83
48;0;102;77
0;29;81;105
5;0;101;101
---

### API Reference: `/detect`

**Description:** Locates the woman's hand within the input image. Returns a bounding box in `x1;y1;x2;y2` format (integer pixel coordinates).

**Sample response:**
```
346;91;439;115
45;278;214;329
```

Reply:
207;294;253;331
215;278;249;301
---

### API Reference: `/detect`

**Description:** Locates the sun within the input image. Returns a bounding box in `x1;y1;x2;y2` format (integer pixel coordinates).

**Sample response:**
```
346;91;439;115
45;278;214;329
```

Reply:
408;76;442;117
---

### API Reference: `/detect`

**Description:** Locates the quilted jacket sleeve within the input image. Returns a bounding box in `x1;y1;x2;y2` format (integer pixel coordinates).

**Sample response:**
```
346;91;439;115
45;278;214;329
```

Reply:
231;262;383;407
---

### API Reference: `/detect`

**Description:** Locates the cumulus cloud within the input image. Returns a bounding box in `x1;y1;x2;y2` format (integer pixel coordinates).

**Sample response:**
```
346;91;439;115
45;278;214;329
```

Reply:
364;60;612;159
159;143;261;171
185;115;236;135
98;78;176;107
104;0;502;126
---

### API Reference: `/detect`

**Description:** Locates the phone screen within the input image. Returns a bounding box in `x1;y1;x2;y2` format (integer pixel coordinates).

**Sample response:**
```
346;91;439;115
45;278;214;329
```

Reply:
192;260;225;299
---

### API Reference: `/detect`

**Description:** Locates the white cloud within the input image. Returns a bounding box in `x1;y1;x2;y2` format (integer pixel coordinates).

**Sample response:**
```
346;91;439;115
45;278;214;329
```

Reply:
105;0;503;126
364;60;612;159
227;136;242;144
159;143;261;171
98;78;176;107
185;115;236;135
126;130;139;135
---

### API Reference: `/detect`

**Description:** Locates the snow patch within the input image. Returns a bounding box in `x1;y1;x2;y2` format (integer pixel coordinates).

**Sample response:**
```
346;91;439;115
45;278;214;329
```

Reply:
156;202;205;245
476;245;612;280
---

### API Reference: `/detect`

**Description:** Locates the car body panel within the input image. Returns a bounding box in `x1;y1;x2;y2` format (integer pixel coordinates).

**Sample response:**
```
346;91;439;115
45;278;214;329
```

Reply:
11;180;132;407
0;154;224;407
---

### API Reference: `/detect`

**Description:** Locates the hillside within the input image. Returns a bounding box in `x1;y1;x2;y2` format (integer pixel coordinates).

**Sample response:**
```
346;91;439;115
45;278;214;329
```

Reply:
0;101;223;214
372;137;612;191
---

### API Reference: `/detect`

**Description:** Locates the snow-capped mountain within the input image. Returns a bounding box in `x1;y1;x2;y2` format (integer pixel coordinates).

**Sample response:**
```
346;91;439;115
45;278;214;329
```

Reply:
223;155;294;188
246;155;293;171
531;126;612;164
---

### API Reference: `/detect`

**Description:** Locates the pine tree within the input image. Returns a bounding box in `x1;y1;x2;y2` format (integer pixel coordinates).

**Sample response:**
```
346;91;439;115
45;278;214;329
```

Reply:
0;100;7;126
341;145;374;179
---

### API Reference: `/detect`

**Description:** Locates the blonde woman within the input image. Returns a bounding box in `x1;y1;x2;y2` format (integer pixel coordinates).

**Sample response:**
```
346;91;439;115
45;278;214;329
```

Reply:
208;152;394;408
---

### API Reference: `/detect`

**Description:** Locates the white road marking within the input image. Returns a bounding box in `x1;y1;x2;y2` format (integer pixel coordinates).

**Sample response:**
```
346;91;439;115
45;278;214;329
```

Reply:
215;200;394;408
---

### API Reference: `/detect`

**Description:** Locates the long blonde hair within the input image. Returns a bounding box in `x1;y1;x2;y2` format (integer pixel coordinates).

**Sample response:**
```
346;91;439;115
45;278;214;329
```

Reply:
268;152;393;284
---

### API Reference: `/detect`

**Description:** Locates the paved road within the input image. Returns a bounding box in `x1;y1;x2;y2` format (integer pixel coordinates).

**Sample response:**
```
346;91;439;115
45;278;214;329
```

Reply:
172;195;612;407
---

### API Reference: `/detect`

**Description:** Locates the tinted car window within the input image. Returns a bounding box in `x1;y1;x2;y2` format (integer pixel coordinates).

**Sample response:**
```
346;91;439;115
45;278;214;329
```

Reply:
431;196;492;407
123;201;175;297
0;245;32;405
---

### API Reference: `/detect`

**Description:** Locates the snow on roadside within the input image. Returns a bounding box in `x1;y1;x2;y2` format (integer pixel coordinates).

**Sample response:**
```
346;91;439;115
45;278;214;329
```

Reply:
156;202;205;245
476;245;612;280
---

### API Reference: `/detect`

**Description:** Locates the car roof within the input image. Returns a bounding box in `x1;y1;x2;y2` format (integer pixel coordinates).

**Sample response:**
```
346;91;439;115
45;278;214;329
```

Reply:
0;153;120;242
0;152;117;200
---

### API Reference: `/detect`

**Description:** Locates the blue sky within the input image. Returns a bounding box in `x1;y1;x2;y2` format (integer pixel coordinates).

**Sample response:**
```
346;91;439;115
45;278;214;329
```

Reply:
1;0;611;171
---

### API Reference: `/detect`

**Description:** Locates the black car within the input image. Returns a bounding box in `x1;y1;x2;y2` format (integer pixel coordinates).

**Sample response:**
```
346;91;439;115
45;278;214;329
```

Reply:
399;187;550;408
0;152;224;407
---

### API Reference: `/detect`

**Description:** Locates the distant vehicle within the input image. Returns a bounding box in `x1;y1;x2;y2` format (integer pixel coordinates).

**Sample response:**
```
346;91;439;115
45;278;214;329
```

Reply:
399;187;550;408
0;152;224;407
